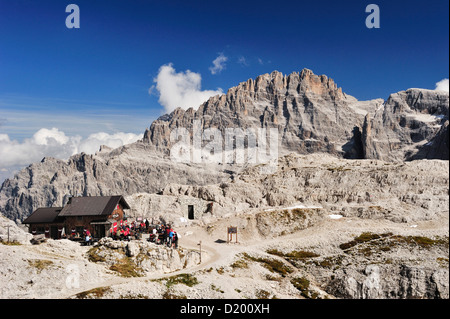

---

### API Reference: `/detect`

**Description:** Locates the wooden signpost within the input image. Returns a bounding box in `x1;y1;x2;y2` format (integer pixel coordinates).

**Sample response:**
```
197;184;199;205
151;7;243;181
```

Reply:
227;226;238;243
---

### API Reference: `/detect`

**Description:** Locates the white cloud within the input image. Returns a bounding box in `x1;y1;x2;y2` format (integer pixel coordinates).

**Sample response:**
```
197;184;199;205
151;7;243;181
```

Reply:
0;128;142;181
32;128;70;146
77;132;142;155
238;56;249;67
152;63;223;113
435;78;449;92
209;53;228;75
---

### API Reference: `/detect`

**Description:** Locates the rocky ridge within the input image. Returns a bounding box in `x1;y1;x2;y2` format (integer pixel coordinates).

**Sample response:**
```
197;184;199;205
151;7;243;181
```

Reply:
155;153;449;225
0;152;448;299
0;143;230;221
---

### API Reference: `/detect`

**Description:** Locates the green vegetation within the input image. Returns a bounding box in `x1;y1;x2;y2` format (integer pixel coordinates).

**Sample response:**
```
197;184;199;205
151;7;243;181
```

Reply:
265;274;282;281
230;258;249;269
216;267;225;274
290;277;319;299
164;273;199;288
162;291;187;299
437;257;449;268
327;166;351;173
88;246;144;277
339;233;449;256
119;293;149;299
255;289;272;299
267;249;320;260
75;287;111;299
27;259;53;273
211;284;225;293
109;257;143;277
153;273;198;299
242;253;293;276
87;246;106;263
314;255;344;269
339;232;393;250
391;235;449;249
1;240;21;246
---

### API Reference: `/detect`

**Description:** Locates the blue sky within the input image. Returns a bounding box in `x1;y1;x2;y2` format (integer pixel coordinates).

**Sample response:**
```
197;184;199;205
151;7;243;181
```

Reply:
0;0;449;180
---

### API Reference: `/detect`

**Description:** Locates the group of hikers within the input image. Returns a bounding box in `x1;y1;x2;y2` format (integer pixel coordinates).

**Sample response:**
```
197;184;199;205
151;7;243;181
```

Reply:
69;228;93;246
112;220;147;241
68;219;180;249
149;224;180;249
111;220;180;249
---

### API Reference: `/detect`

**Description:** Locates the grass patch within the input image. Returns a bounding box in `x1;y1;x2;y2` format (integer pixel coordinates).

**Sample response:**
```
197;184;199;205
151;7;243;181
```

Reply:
291;277;319;299
76;287;111;299
392;236;449;249
109;257;143;277
437;257;449;268
339;233;448;254
339;232;393;251
265;274;282;281
87;246;106;263
211;284;225;294
230;258;249;269
162;291;188;299
314;255;344;269
120;293;149;299
1;240;21;246
327;166;351;173
28;259;53;273
242;253;293;276
255;289;272;299
164;273;199;288
267;249;320;260
216;267;225;274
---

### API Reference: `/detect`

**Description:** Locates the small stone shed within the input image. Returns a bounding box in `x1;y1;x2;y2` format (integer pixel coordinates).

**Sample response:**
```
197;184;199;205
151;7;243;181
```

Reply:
178;196;213;220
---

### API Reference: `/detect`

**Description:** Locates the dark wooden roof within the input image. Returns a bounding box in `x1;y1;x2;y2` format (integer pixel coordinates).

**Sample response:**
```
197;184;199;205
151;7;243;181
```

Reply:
58;196;130;217
23;207;64;224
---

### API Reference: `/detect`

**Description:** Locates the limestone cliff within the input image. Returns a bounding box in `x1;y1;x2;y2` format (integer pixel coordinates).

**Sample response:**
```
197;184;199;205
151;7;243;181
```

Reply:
143;69;448;161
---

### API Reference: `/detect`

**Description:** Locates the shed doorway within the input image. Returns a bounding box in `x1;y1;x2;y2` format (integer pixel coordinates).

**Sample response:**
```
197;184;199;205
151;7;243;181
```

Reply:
188;205;194;220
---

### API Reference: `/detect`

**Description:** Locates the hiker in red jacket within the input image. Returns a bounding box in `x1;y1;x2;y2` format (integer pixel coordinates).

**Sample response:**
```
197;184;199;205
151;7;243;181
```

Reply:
165;225;172;244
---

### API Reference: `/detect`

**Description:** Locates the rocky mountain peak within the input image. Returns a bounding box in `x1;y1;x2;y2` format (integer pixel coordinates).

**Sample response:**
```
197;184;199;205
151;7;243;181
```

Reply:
363;88;449;161
142;69;448;162
385;88;449;116
143;69;349;151
226;68;344;100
